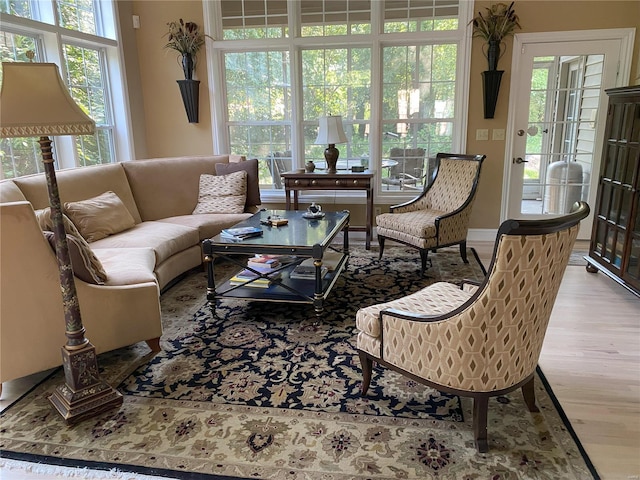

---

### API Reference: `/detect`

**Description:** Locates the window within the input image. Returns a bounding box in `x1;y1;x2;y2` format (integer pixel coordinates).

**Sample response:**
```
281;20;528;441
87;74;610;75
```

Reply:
1;0;126;179
211;0;470;196
0;30;43;178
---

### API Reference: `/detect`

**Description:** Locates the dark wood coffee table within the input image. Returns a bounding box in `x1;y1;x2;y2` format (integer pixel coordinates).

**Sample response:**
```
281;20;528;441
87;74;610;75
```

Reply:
202;209;350;317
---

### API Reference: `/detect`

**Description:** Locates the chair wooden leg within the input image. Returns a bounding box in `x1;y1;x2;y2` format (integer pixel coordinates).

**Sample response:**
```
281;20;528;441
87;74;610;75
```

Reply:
459;241;469;263
473;396;489;453
145;337;162;353
378;236;386;260
419;249;429;276
521;377;540;412
358;351;373;395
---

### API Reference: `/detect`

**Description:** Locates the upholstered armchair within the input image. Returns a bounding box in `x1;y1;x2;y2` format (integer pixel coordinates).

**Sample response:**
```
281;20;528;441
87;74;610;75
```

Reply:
356;202;590;452
376;153;485;275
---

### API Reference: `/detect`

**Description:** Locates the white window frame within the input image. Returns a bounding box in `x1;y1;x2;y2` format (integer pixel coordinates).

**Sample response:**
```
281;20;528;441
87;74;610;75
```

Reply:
204;0;472;204
0;2;133;172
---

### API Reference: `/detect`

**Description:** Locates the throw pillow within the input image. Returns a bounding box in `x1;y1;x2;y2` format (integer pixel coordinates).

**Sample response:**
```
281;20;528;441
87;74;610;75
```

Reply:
43;231;106;285
214;158;261;208
192;170;247;215
64;191;136;242
35;208;108;283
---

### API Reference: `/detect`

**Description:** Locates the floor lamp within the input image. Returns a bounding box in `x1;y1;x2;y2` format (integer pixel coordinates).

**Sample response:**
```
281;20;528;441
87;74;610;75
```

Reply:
0;61;123;423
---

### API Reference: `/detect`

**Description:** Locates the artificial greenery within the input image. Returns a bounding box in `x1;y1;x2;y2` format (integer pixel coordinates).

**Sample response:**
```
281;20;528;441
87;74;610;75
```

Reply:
163;19;206;56
470;2;521;43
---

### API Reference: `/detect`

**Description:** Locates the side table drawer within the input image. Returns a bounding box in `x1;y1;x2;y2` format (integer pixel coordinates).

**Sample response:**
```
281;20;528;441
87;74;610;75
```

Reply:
286;178;369;188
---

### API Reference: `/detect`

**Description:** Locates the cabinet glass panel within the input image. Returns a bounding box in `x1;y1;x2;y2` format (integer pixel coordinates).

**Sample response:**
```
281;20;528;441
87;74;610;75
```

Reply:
624;146;637;185
614;146;628;182
609;187;622;223
613;229;624;268
619;189;632;226
598;183;611;217
594;221;606;255
609;103;623;139
621;103;635;140
631;105;640;142
625;238;639;280
605;228;615;263
605;144;617;179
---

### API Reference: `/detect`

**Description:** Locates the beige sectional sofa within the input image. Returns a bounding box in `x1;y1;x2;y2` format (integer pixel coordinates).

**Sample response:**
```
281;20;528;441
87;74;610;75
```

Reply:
0;154;260;389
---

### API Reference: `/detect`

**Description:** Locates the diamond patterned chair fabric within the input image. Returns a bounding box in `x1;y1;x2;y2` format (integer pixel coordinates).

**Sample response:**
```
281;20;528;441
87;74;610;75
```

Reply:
377;153;485;275
357;202;590;452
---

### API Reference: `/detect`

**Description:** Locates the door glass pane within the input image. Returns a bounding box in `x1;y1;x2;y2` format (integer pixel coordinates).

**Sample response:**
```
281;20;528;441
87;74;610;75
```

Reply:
522;54;603;215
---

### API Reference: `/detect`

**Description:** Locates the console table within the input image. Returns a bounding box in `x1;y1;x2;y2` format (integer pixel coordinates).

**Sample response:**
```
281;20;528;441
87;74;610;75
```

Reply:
281;170;375;249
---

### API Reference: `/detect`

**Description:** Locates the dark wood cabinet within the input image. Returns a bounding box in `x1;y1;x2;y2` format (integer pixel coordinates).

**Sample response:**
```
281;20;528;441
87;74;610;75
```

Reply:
586;86;640;296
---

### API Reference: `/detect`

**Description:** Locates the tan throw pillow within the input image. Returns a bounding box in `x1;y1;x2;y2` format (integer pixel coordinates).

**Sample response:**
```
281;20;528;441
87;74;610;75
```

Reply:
192;170;247;215
35;208;108;283
64;191;136;242
43;231;106;285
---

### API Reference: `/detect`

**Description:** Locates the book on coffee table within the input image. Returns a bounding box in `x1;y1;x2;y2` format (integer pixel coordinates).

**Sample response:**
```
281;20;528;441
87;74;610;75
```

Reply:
221;226;263;240
289;265;328;280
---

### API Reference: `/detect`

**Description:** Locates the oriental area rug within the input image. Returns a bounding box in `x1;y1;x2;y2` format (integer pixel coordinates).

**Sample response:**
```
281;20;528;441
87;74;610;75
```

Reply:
0;246;598;480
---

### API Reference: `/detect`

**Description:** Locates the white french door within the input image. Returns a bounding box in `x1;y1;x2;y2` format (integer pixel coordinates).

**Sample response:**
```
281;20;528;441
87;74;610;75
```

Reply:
502;30;634;238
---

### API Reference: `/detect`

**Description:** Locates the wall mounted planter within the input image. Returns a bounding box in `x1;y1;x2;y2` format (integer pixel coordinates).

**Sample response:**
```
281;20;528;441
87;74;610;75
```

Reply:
482;70;503;119
177;79;200;123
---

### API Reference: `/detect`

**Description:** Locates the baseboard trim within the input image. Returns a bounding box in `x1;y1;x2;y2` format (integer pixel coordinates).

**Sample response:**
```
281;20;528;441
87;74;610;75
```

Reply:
467;228;498;242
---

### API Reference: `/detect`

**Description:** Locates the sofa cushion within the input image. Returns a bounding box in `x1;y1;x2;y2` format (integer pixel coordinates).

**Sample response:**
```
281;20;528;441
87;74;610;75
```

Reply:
35;207;108;282
92;248;157;286
13;163;142;223
43;231;106;285
215;158;261;208
64;191;136;242
89;221;199;265
122;155;247;221
158;212;254;240
192;170;247;215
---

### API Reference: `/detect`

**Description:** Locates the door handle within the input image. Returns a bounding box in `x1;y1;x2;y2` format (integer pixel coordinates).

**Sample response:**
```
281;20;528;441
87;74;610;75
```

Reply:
513;157;528;164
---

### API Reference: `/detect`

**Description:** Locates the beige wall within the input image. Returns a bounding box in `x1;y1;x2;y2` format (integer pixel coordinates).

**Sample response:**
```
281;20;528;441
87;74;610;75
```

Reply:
466;0;640;229
128;1;639;229
128;0;213;157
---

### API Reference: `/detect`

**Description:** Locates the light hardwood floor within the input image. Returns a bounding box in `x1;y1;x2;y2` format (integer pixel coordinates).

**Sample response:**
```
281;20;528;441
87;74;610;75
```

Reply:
1;241;639;480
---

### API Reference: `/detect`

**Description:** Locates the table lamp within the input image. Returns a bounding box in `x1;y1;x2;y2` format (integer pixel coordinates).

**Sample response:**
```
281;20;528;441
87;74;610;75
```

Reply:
0;60;123;423
315;115;347;174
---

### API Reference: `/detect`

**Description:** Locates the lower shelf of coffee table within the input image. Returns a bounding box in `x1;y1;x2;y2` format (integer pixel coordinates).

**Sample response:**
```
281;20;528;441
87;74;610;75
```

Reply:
209;258;347;305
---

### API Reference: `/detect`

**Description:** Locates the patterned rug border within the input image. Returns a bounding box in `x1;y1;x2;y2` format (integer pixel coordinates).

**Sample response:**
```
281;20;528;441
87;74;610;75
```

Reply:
0;366;600;480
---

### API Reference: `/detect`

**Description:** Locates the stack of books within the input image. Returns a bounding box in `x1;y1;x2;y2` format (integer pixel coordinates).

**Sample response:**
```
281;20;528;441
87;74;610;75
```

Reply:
289;264;328;280
229;268;281;288
220;226;263;240
247;254;281;269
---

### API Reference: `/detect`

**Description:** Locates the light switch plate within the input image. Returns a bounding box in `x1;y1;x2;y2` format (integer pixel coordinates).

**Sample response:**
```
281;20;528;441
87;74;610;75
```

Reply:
476;129;489;141
492;129;505;141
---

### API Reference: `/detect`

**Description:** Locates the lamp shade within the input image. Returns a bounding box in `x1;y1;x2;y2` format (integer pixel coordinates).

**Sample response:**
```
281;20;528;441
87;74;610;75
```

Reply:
0;62;95;138
315;115;347;145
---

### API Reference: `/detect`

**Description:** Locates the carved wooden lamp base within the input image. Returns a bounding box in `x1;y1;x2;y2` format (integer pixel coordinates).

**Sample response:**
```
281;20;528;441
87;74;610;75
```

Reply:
48;342;123;425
